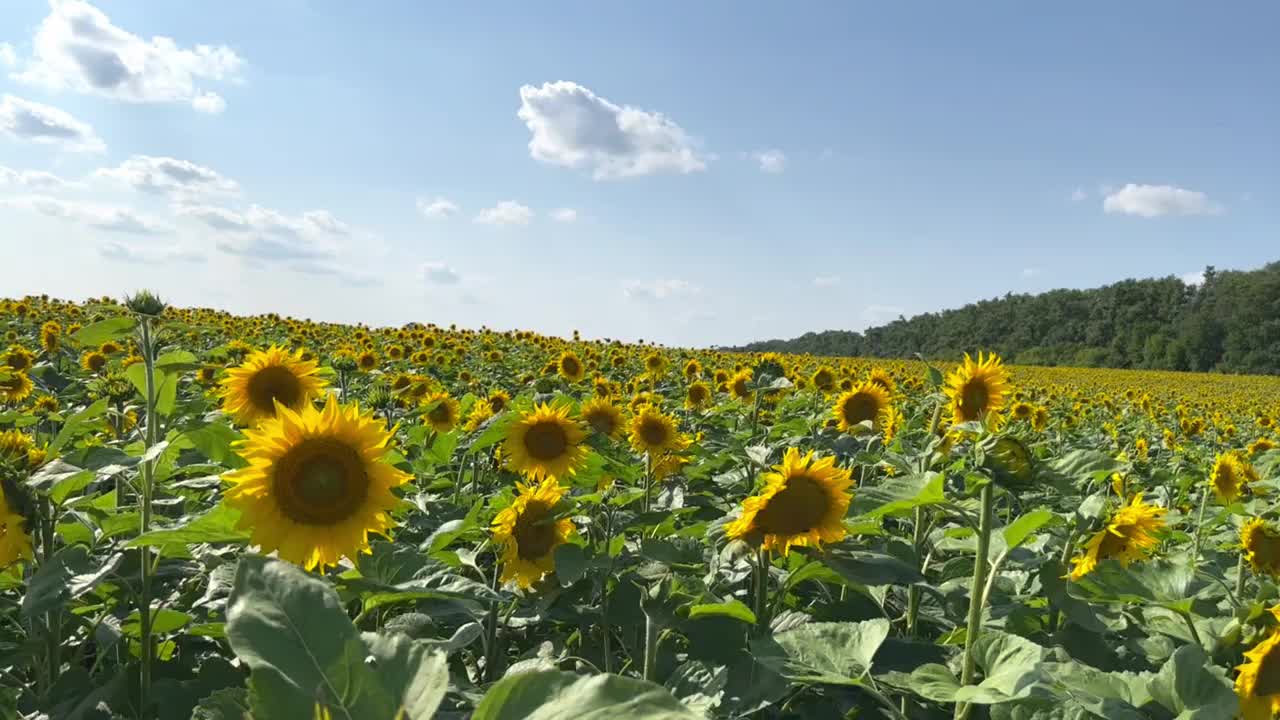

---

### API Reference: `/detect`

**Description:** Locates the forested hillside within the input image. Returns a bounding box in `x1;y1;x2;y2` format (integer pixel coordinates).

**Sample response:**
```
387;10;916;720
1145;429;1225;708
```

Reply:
736;263;1280;374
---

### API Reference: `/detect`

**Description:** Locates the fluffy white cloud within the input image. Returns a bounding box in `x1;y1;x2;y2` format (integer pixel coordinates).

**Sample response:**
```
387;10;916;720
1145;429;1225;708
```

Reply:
0;165;74;190
421;262;461;285
474;200;532;226
550;207;577;223
1102;183;1222;218
178;203;357;262
96;155;238;198
812;275;839;287
517;81;707;180
99;240;202;264
0;94;105;151
2;194;171;234
752;149;786;173
13;0;245;111
286;261;377;287
417;196;459;219
623;278;700;302
0;43;16;69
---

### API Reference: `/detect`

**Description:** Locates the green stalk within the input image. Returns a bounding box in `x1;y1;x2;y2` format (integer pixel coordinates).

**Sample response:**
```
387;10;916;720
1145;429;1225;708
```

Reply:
754;547;770;629
906;506;926;637
137;317;158;719
955;483;995;720
642;612;659;682
1236;551;1247;600
1189;488;1210;568
41;498;59;699
482;565;502;683
642;452;653;513
601;507;615;674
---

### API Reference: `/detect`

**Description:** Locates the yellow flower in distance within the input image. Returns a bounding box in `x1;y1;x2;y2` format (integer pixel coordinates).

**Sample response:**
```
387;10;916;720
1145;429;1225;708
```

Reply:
221;395;410;570
629;406;682;455
503;403;588;481
219;345;328;426
491;478;574;589
422;392;460;433
581;398;623;439
944;352;1010;426
725;447;853;555
1069;494;1166;580
0;372;33;404
833;381;891;434
1;480;33;568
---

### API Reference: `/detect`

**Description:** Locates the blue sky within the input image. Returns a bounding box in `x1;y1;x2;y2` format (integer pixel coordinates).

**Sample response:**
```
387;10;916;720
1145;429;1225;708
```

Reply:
1;1;1276;347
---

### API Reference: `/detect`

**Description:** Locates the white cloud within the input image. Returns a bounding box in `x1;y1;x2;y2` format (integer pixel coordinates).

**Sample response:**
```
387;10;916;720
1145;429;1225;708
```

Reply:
812;275;840;287
0;165;74;190
2;194;171;234
1181;270;1205;287
417;196;459;219
178;203;357;262
1021;267;1042;278
517;80;707;180
286;261;376;287
99;240;203;264
622;278;701;302
474;200;532;226
0;43;15;69
550;207;577;223
13;0;245;110
752;149;786;174
1102;183;1222;218
862;304;905;325
1069;187;1087;203
96;154;238;198
0;94;105;151
421;261;461;285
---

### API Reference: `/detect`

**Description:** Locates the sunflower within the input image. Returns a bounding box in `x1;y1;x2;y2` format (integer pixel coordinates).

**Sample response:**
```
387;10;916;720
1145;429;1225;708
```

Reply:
98;341;122;355
944;352;1010;426
422;392;461;433
1249;437;1277;456
729;369;753;401
1011;401;1034;420
491;478;575;589
356;351;378;371
1210;452;1249;504
0;481;32;568
643;352;669;377
221;395;410;570
1236;617;1280;720
219;346;328;426
1068;494;1166;580
3;345;34;372
464;400;496;432
683;358;703;380
1242;518;1280;577
685;381;712;410
32;394;59;415
725;447;853;555
868;368;896;395
503;403;589;481
810;366;837;395
557;351;585;383
40;321;60;353
1031;406;1049;432
629;406;682;455
0;372;34;404
0;429;37;469
80;351;107;374
832;382;891;434
581;398;624;439
487;390;510;414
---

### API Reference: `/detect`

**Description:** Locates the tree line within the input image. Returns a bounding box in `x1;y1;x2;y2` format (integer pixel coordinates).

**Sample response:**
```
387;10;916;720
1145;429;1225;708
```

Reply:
733;262;1280;375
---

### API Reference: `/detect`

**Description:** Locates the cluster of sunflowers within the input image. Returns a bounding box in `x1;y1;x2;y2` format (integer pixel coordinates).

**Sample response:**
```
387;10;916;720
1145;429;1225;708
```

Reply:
3;294;1280;719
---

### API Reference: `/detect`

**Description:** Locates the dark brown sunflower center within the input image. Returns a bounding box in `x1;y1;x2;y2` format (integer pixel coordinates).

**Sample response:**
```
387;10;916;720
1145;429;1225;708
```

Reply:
273;438;368;525
755;475;830;536
733;380;749;396
524;421;568;460
958;379;990;419
1096;527;1132;560
428;402;453;424
638;419;669;447
814;371;834;389
489;396;507;412
1257;648;1280;697
841;393;879;425
689;385;708;403
247;365;304;411
87;354;106;371
514;501;558;560
586;410;616;436
561;357;581;376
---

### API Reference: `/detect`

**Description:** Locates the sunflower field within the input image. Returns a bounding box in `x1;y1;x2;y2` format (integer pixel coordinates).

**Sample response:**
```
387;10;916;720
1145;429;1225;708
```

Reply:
3;294;1280;720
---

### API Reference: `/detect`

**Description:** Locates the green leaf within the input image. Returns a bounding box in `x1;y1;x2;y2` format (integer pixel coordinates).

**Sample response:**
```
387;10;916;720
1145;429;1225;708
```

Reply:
688;599;757;624
26;459;94;504
184;423;246;467
225;555;450;719
473;670;703;720
22;546;123;618
127;505;250;548
125;362;179;415
48;398;109;453
853;472;946;519
1001;509;1056;550
191;688;250;720
1044;450;1121;485
906;631;1049;705
122;608;191;637
1069;559;1206;607
1146;643;1236;716
554;543;587;585
822;550;925;586
752;619;890;685
71;316;136;346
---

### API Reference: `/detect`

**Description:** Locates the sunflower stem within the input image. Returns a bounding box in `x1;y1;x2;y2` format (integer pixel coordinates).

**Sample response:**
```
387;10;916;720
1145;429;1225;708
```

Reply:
642;452;652;514
642;610;659;682
483;564;501;683
906;505;927;637
1189;488;1210;569
1236;551;1248;599
137;315;159;720
754;547;770;629
41;497;60;700
955;482;994;720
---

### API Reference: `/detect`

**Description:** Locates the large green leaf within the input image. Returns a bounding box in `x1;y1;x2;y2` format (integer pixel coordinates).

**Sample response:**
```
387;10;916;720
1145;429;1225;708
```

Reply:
225;556;449;719
22;545;123;618
1146;644;1236;717
822;550;925;586
472;670;703;720
125;362;179;416
687;599;757;624
852;472;946;519
128;504;250;548
751;619;890;685
71;316;136;346
1069;559;1207;609
48;398;109;453
190;688;250;720
907;631;1049;705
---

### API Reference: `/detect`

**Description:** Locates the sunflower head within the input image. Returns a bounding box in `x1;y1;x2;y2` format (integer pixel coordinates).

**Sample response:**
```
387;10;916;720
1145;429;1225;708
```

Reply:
1242;518;1280;577
0;372;34;405
3;345;34;373
464;400;496;432
1069;494;1166;580
557;351;585;383
356;351;378;372
944;352;1010;426
683;358;703;380
685;381;712;410
725;448;853;555
811;366;837;394
1210;453;1248;504
487;390;510;414
1;479;34;568
644;352;669;376
581;398;623;439
832;382;891;434
729;369;753;401
422;392;461;433
1236;623;1280;720
503;403;589;481
221;395;411;570
868;368;896;395
219;346;328;426
491;478;575;589
629;406;682;455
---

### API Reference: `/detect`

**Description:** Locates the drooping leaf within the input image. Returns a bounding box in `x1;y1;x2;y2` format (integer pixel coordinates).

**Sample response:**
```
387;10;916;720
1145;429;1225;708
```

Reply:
751;619;891;685
71;316;136;346
128;505;250;548
472;670;703;720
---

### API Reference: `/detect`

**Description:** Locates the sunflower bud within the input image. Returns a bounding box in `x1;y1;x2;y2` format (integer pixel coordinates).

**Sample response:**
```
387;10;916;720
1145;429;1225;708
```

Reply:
124;290;167;318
